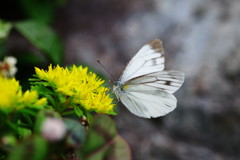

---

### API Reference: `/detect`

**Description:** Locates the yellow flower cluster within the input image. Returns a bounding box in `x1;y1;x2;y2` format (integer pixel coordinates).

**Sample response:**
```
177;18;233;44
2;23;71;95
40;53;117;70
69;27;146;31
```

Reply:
35;65;115;114
0;76;47;112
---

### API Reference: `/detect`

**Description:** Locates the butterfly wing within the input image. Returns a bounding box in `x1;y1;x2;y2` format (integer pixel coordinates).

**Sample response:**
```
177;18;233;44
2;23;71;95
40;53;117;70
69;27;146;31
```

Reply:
118;88;177;118
118;70;184;118
126;70;185;94
120;39;165;82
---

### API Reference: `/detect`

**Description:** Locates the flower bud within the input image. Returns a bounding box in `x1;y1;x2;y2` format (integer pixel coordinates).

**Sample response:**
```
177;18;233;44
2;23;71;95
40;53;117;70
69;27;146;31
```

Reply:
41;118;66;141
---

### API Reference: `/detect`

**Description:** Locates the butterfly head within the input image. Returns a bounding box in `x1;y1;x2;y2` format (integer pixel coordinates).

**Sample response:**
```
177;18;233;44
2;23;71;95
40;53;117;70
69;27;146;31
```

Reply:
113;81;121;91
112;81;125;100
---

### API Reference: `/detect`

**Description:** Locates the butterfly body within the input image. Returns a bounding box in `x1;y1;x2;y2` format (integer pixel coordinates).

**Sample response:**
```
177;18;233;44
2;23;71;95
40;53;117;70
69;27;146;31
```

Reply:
113;81;124;100
113;39;184;118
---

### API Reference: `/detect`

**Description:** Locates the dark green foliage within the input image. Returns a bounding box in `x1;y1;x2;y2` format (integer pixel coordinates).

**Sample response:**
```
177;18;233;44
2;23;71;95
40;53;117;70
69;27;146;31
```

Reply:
15;21;63;65
0;20;12;41
7;136;48;160
64;119;86;148
79;115;131;160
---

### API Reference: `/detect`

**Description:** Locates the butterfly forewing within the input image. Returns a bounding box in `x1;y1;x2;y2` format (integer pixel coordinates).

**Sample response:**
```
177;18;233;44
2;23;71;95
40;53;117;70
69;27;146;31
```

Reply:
120;39;165;82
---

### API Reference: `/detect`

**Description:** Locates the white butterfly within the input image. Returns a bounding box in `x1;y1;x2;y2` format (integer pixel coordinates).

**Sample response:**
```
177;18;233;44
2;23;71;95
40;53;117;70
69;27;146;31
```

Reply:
113;39;184;118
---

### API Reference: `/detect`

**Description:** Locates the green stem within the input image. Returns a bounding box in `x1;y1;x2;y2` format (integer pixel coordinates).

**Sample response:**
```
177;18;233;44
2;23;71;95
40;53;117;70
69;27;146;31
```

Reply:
60;110;75;116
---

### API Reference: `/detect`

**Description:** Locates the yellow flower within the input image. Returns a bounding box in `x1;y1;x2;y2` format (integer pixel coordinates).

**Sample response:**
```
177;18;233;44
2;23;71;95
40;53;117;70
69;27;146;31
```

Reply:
35;65;115;114
34;98;47;106
21;90;38;105
0;76;47;112
0;77;19;109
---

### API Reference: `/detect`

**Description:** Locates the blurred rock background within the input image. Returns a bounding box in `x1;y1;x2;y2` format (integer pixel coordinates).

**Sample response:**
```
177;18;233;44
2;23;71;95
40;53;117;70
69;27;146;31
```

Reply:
1;0;240;159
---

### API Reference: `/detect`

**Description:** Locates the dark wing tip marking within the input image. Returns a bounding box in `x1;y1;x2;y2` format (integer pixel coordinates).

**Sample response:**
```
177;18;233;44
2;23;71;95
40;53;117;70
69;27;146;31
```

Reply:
165;81;171;85
148;39;164;54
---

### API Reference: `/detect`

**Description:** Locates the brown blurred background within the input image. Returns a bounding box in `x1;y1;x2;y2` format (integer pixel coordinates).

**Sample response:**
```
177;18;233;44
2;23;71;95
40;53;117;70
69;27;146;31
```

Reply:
2;0;240;159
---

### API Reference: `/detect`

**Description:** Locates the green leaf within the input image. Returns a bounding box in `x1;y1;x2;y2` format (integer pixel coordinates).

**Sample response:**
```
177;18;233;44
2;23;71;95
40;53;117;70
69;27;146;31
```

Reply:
79;115;131;160
82;135;131;160
82;132;110;160
31;85;54;96
31;85;55;107
21;113;33;125
81;115;117;157
0;20;12;41
108;135;132;160
14;21;63;64
7;136;48;160
64;119;86;147
17;126;32;140
74;106;83;117
56;92;66;104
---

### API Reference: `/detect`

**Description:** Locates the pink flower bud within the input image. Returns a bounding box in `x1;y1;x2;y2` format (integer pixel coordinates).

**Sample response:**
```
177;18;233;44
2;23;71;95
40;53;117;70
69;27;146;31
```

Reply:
41;118;66;141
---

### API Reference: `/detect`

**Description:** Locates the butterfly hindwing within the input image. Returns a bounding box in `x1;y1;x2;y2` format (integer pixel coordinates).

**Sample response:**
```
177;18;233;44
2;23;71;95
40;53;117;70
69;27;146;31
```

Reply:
125;70;185;94
119;88;177;118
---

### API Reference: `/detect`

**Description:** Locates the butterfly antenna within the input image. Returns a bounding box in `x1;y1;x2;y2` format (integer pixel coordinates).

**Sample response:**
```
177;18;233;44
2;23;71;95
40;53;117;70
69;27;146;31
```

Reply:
97;59;116;82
